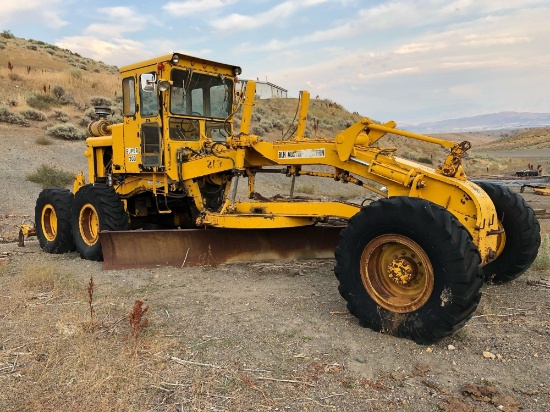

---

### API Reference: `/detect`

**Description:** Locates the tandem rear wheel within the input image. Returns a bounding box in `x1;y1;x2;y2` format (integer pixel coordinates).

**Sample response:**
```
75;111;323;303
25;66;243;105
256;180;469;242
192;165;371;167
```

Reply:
475;182;540;283
335;197;483;344
71;184;128;261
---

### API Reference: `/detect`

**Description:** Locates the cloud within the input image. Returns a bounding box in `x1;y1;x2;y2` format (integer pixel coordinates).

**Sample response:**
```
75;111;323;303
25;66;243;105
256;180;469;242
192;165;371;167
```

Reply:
210;0;332;31
84;7;149;38
163;0;238;16
394;42;447;55
0;0;67;29
55;36;152;66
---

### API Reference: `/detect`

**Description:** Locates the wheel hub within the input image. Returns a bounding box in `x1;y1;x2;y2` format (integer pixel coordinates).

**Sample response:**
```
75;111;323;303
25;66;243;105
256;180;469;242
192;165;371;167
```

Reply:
387;256;417;286
360;234;434;313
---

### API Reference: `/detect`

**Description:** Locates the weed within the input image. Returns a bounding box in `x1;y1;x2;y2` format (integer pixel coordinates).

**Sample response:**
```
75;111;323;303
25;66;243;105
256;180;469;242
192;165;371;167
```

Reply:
533;234;550;270
35;136;53;146
21;108;46;121
83;275;97;331
129;300;149;356
47;122;86;140
26;164;74;188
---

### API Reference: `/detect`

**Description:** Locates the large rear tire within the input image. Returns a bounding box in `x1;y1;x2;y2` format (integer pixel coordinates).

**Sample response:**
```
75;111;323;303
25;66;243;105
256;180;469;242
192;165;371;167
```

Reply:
35;188;75;253
335;197;483;344
475;182;540;283
72;184;128;261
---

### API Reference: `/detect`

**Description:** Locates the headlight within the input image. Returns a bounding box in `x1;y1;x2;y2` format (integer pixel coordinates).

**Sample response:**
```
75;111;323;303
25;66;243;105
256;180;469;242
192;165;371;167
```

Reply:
158;80;171;91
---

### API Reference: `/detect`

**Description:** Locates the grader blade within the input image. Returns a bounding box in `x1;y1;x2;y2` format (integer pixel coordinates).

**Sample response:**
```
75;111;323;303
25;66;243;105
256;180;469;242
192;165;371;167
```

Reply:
99;226;344;270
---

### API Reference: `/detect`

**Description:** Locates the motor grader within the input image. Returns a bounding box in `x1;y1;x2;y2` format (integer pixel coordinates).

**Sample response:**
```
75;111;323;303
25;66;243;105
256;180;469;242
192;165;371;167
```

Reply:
26;52;540;344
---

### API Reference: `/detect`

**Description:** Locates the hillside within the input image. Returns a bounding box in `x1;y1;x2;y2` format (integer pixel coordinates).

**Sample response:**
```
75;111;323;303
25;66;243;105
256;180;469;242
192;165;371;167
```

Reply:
406;112;550;133
0;33;119;112
476;127;550;151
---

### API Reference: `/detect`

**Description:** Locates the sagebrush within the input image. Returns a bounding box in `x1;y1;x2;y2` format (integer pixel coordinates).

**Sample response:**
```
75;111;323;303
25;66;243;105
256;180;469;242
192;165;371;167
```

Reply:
26;164;74;188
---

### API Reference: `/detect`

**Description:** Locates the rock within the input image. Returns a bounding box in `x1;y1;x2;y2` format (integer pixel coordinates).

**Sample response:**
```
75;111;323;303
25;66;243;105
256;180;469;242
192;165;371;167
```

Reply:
425;347;433;353
448;344;456;351
483;351;496;359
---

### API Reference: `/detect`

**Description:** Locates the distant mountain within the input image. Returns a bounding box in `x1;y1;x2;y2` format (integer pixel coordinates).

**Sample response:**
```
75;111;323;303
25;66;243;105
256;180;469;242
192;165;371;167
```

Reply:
405;112;550;133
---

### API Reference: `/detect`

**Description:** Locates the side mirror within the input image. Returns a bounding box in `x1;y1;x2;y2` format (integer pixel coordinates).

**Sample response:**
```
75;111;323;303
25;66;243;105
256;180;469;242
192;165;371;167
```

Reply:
140;73;157;92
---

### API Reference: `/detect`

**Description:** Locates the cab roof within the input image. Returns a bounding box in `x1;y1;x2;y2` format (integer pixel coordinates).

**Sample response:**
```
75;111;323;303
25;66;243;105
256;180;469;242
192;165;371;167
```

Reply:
119;53;241;75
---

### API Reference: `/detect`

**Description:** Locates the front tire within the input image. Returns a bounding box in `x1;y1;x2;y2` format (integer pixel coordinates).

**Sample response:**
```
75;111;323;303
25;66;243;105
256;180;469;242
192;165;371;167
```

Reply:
72;185;128;261
335;197;483;344
35;188;75;253
475;182;540;283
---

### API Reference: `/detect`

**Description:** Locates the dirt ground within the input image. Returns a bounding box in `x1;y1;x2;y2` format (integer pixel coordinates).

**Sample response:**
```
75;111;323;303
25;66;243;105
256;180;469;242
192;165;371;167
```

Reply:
0;124;549;411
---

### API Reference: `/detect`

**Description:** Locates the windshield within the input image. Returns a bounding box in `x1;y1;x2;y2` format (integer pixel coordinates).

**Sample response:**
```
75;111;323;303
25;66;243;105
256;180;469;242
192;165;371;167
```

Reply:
170;69;233;119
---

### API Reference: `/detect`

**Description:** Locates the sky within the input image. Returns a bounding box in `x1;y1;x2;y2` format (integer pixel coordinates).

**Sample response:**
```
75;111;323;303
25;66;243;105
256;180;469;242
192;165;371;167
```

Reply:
1;0;549;124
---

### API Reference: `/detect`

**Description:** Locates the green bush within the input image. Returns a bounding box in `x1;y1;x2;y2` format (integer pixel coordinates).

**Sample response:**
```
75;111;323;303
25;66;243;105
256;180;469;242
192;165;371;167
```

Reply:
26;93;59;110
27;164;74;188
21;108;46;121
47;123;86;140
0;104;30;126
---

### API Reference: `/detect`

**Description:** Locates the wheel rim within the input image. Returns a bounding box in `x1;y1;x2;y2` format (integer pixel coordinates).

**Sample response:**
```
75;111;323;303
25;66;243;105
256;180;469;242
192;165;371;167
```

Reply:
494;221;506;258
79;203;99;246
41;205;57;242
360;234;434;313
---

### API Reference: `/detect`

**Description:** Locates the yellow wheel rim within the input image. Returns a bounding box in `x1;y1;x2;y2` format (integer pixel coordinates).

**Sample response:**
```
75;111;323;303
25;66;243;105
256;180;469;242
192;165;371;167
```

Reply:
360;235;434;313
79;203;99;246
494;221;506;258
41;205;57;242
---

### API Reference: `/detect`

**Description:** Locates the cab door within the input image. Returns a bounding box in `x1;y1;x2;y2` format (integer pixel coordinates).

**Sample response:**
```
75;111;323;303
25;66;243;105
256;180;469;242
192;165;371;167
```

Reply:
121;72;164;173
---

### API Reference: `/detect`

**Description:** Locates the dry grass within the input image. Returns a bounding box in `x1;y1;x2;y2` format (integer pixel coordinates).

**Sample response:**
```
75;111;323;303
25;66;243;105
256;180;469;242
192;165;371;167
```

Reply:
532;234;550;270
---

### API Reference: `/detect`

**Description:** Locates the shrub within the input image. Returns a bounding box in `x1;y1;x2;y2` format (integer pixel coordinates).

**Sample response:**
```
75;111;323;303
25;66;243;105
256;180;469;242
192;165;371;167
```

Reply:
26;44;37;50
26;164;74;188
251;125;264;136
1;30;14;39
67;68;82;79
47;123;86;140
52;84;65;98
0;104;30;126
59;92;77;106
35;136;53;146
51;109;69;122
21;108;46;121
89;96;113;107
26;93;59;110
417;156;434;165
8;72;22;81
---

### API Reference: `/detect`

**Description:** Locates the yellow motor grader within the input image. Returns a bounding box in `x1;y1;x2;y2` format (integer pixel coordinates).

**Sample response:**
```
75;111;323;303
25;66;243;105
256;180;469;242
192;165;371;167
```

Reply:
26;53;540;343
